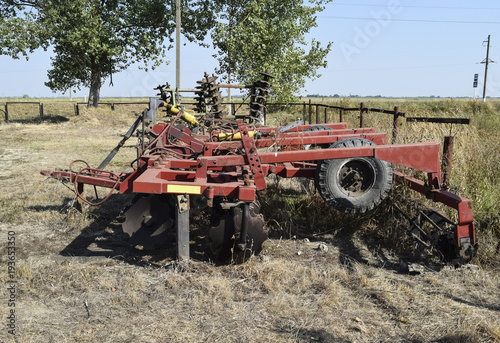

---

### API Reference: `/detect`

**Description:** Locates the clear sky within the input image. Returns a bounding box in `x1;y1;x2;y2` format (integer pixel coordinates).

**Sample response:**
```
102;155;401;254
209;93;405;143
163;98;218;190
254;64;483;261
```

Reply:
0;0;499;98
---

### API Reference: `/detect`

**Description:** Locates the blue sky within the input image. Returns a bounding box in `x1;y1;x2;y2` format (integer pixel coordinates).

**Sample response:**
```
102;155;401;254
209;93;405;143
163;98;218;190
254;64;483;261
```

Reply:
0;0;499;98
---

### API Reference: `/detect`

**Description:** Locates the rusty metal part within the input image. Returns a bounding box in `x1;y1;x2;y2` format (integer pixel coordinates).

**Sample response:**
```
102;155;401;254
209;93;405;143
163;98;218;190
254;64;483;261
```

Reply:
209;201;267;262
209;211;236;262
194;72;222;118
40;73;478;265
249;69;273;125
337;159;376;197
122;194;175;250
233;202;268;257
394;204;477;264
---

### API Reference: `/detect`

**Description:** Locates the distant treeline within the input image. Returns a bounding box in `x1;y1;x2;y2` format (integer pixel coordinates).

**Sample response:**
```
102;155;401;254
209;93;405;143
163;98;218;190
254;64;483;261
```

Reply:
305;94;499;99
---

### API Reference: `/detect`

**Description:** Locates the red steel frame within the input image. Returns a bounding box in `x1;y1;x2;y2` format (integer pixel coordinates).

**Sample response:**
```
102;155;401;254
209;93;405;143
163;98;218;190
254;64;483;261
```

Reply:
41;120;476;251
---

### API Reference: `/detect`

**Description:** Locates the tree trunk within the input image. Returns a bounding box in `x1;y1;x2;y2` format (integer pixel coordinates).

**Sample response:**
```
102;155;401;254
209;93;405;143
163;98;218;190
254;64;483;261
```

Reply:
88;67;102;108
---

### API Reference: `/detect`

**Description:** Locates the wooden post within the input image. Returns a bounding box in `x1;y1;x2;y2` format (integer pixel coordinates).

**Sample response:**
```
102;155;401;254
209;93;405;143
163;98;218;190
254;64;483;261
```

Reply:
359;102;365;128
441;136;454;190
324;107;328;123
308;99;312;124
302;102;306;121
4;104;8;121
39;103;44;118
392;106;399;144
339;108;343;122
316;105;320;124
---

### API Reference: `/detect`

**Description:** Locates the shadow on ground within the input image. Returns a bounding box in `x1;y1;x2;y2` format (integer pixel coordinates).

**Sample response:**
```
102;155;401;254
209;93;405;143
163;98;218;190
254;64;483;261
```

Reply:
4;115;70;124
49;193;216;267
32;183;450;272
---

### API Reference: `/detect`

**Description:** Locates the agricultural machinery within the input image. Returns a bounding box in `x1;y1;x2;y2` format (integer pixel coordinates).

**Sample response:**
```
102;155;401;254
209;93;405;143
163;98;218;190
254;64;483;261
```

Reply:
41;72;477;265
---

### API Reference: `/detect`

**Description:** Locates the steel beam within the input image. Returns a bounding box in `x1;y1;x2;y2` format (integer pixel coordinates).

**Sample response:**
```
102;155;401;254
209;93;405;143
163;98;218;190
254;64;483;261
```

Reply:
175;194;190;262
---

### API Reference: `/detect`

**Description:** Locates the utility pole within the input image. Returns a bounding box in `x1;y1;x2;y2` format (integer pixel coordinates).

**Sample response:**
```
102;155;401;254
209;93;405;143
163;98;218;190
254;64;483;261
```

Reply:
227;72;232;115
481;35;494;102
175;0;181;102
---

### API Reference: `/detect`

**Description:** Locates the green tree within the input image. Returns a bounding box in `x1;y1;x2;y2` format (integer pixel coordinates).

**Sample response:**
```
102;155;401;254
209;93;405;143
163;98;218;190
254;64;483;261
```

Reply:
0;0;213;107
211;0;333;102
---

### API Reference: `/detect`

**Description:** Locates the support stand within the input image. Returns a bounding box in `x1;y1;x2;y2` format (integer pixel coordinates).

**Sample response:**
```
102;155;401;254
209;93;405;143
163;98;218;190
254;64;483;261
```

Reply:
175;194;190;262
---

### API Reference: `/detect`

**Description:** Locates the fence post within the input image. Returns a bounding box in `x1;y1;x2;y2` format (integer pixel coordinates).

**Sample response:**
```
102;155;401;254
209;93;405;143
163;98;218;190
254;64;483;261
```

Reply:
359;102;365;128
111;103;115;111
308;99;312;124
75;104;79;116
4;104;8;122
392;106;400;144
316;105;320;124
302;102;306;122
324;107;328;123
441;136;454;190
39;103;44;118
231;103;235;116
339;108;343;122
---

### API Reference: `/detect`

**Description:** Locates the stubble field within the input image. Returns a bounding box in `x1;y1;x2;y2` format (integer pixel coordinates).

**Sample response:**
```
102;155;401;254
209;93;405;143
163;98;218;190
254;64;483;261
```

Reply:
0;98;499;342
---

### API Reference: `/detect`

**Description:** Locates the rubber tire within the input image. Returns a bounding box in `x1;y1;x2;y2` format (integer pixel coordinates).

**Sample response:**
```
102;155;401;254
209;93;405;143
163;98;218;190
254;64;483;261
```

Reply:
315;138;393;214
304;125;333;149
304;125;333;132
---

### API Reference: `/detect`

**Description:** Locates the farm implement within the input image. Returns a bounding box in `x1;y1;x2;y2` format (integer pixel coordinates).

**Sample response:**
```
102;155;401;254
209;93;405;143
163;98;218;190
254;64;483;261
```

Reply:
41;72;477;265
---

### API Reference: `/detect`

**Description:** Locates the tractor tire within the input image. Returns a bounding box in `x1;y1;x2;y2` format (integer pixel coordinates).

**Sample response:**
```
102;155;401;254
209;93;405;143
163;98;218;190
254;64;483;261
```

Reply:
304;125;332;150
304;125;332;132
315;137;393;214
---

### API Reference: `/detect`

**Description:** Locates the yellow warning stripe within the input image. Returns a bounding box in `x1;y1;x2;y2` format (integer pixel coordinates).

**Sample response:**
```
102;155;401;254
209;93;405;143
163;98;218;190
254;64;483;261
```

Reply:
166;184;202;194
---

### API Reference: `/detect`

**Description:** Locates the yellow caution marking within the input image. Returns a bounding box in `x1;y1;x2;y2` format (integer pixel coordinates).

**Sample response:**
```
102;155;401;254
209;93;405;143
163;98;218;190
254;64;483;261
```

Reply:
167;184;202;194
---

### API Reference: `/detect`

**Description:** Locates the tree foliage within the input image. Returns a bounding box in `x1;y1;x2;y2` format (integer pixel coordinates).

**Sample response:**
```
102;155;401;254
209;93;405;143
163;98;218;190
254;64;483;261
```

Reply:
211;0;333;102
0;0;332;105
0;0;214;107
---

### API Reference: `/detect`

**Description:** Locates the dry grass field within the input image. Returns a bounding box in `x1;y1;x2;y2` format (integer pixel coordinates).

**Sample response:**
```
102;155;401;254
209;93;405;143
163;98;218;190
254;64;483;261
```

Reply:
0;98;499;342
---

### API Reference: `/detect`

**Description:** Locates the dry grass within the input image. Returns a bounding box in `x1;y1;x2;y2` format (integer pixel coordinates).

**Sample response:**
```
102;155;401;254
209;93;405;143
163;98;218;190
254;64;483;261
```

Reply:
0;99;499;343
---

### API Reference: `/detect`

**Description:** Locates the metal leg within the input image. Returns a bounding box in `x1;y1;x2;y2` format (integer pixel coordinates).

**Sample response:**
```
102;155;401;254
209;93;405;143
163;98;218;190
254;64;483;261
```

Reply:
175;194;190;262
237;202;249;251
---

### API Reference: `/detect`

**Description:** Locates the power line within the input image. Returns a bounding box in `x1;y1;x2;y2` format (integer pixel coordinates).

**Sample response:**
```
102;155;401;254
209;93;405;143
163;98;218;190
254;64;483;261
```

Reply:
332;3;500;10
319;16;500;25
326;63;476;73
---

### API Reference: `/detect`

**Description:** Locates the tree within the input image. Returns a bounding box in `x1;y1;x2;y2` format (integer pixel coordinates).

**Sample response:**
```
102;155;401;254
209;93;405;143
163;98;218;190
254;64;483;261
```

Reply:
211;0;332;102
0;0;214;107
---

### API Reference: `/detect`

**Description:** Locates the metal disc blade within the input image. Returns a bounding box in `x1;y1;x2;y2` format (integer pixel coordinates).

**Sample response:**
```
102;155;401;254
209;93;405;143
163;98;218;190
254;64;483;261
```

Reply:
122;195;174;250
233;202;268;255
209;212;235;262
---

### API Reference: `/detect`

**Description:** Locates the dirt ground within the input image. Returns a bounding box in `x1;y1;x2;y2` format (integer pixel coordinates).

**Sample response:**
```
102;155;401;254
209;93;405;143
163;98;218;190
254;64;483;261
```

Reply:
0;113;499;343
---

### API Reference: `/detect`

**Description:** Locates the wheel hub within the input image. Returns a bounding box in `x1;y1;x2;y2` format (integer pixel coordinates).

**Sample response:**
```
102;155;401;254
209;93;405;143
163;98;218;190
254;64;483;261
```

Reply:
338;159;375;197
